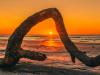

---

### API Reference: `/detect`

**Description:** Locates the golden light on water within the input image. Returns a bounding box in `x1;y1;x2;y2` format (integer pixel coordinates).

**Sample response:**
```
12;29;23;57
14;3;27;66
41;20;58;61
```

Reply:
41;40;62;47
41;31;63;47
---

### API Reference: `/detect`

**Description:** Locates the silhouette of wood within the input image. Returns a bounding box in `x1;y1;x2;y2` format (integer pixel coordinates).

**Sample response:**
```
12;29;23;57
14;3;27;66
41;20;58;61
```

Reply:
0;8;100;68
0;48;46;67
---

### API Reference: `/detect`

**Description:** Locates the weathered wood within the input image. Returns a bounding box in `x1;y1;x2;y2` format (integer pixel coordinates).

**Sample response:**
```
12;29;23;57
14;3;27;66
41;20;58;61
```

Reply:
19;48;47;61
0;8;100;68
0;49;46;68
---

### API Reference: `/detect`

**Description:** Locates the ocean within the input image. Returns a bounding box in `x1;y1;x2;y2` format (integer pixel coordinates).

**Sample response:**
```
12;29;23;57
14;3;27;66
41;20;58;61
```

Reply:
0;35;100;73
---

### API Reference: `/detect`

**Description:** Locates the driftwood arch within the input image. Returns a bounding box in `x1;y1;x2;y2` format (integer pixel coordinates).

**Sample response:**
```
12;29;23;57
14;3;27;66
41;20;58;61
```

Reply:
0;8;100;68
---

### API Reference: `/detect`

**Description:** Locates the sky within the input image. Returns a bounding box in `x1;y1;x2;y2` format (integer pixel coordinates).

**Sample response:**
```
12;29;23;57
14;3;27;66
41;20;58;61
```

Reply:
0;0;100;35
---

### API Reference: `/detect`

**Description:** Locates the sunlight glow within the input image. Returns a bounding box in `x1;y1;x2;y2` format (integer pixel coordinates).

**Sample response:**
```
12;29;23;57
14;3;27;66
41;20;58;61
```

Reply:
49;31;53;35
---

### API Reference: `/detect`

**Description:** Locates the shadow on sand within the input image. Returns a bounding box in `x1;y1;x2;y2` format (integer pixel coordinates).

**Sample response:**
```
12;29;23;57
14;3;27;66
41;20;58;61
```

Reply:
0;63;99;75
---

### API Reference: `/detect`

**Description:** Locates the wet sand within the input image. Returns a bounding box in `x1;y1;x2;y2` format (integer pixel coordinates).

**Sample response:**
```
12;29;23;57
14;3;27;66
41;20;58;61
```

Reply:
0;36;100;75
0;64;100;75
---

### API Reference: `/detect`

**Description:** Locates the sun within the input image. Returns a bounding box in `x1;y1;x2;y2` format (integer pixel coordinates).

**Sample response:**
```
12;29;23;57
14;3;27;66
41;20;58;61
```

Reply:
49;31;53;35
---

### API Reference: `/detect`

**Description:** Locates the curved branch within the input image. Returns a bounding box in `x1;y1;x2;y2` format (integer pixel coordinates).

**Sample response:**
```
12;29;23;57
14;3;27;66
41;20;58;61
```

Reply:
1;8;100;67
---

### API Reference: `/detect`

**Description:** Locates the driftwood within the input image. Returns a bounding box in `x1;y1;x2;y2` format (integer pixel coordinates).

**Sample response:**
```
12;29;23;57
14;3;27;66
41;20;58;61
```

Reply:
0;8;100;68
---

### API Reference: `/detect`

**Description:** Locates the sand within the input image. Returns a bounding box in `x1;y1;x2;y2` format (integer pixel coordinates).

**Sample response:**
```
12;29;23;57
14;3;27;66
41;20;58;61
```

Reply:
0;36;100;75
0;63;100;75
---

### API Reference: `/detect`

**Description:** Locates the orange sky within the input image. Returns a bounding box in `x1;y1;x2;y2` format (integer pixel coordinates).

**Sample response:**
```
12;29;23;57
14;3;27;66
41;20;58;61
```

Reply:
0;0;100;35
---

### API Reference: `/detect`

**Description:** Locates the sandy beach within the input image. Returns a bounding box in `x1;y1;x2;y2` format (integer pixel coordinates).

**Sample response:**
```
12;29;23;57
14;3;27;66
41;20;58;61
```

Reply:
0;36;100;75
0;64;100;75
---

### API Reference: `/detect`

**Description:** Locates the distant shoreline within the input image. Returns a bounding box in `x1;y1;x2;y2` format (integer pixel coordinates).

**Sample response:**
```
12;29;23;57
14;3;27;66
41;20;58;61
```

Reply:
0;34;100;37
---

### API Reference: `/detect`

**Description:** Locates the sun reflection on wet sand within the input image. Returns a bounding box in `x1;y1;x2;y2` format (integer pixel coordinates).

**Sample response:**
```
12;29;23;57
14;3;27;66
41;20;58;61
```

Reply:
41;31;64;47
41;38;63;47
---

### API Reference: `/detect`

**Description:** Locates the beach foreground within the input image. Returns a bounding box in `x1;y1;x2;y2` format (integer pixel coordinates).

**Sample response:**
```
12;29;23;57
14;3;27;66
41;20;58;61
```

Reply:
0;36;100;74
0;63;100;75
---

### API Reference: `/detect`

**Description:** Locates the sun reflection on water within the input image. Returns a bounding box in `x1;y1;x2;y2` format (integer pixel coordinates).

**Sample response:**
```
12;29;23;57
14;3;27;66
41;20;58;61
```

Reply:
41;37;63;47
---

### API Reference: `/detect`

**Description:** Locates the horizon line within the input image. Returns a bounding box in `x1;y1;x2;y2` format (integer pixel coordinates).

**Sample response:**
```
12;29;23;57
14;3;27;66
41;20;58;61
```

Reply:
0;34;100;37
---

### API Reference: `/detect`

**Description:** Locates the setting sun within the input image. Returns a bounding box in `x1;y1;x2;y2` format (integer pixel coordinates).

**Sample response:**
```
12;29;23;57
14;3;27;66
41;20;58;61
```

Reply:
49;31;53;35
